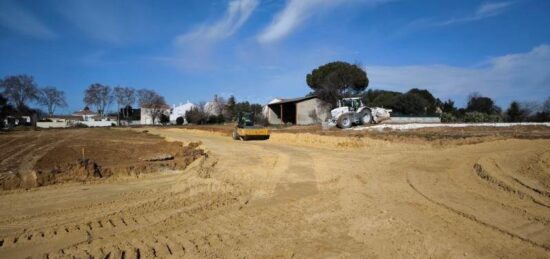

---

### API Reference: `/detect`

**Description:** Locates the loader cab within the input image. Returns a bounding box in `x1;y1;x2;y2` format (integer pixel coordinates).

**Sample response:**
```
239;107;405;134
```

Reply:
237;112;254;128
338;98;363;111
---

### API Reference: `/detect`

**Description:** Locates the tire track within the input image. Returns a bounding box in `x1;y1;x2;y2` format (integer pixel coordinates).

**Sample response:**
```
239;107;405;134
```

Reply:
406;174;550;251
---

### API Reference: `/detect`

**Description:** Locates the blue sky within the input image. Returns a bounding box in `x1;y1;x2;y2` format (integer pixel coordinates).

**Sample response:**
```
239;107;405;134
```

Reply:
1;0;549;113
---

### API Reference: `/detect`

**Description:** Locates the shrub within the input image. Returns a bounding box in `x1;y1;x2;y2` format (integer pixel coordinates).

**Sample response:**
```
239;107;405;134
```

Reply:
73;122;89;128
176;116;184;125
464;112;503;123
464;112;485;123
440;113;457;123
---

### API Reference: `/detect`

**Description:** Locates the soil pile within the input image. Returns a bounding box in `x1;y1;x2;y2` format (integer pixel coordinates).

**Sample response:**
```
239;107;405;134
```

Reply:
0;129;205;190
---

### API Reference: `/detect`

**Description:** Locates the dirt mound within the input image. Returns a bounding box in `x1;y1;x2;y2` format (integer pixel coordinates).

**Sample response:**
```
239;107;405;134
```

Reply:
0;129;206;190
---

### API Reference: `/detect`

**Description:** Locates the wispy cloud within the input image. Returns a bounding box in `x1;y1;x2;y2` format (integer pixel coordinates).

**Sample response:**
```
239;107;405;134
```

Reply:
55;1;148;44
257;0;390;44
437;1;513;26
0;0;55;39
176;0;258;45
170;0;258;70
368;45;550;106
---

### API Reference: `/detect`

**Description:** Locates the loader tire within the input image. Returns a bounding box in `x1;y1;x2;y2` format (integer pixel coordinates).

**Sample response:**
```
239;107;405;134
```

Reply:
361;110;372;125
337;114;352;129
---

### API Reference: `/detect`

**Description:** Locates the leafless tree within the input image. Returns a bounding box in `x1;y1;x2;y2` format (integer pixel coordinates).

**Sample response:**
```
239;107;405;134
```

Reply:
83;83;112;117
185;101;208;124
113;86;136;120
519;101;541;117
138;89;168;125
0;75;39;112
543;97;550;113
38;86;67;116
207;94;225;116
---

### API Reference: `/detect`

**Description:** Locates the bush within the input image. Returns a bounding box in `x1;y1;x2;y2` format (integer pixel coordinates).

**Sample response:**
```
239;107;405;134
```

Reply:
159;114;170;125
463;112;503;123
440;113;457;123
464;112;485;123
73;122;89;128
176;116;184;125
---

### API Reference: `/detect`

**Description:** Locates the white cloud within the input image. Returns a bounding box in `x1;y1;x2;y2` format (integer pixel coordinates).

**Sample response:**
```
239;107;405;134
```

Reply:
258;0;390;44
176;0;258;45
0;0;55;39
438;1;513;26
368;45;550;106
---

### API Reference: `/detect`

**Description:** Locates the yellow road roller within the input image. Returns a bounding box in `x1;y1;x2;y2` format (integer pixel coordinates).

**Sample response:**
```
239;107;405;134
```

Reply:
232;112;270;141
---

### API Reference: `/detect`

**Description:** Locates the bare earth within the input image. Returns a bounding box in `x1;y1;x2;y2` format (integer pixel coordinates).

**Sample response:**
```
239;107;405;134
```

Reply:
0;127;549;258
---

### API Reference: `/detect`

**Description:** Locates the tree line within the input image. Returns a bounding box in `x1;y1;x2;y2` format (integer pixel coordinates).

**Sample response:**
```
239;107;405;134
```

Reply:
306;61;550;122
184;95;266;125
0;74;170;126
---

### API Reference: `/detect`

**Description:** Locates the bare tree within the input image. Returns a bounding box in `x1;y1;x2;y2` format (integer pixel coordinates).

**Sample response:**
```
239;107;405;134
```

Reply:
113;86;136;120
0;75;39;112
38;86;67;116
83;83;112;117
185;102;208;124
138;89;168;125
206;94;225;116
543;97;550;113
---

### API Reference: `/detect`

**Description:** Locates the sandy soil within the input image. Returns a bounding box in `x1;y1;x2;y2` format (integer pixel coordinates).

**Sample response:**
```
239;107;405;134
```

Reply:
0;127;549;258
0;129;204;190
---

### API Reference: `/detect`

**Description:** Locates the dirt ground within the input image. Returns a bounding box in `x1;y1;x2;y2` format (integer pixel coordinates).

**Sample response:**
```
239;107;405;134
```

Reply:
0;129;204;190
0;127;549;258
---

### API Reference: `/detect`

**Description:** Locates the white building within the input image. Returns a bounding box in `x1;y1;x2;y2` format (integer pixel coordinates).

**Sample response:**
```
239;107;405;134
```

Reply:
169;102;196;124
140;106;170;125
72;106;97;121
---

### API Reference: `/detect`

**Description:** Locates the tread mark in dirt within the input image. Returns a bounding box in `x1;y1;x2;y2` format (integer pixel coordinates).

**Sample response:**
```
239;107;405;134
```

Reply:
166;244;173;255
27;234;32;241
120;218;128;226
98;220;104;228
87;223;93;231
406;175;550;251
13;237;18;244
121;250;126;259
0;238;4;247
135;248;141;259
108;219;116;227
103;252;111;259
152;247;157;257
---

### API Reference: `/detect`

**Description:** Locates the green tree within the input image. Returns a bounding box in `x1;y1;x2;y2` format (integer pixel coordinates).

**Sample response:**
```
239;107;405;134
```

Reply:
441;99;457;114
466;93;501;114
362;89;401;109
394;92;429;115
0;94;16;128
224;95;236;121
407;88;439;114
506;101;526;122
306;61;369;107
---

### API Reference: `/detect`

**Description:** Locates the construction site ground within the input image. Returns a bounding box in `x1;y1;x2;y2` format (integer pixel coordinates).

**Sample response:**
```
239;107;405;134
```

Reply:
0;126;549;258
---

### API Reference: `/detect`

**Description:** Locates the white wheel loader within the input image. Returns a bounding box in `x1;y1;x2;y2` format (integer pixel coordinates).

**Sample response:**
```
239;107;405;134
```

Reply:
329;97;392;129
